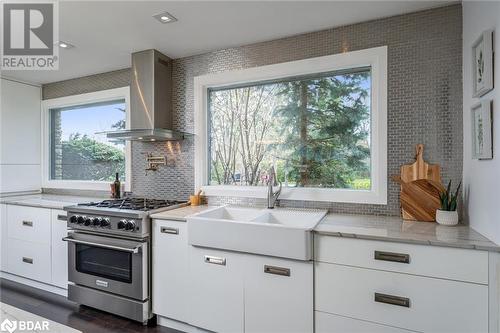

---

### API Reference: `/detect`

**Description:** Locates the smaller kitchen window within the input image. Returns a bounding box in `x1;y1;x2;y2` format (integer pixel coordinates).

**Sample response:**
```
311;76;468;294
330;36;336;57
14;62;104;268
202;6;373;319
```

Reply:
42;87;131;191
49;99;126;182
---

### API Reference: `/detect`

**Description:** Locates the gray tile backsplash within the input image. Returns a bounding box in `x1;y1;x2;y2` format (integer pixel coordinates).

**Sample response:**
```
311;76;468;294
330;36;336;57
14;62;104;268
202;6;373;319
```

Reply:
42;68;130;99
43;5;463;216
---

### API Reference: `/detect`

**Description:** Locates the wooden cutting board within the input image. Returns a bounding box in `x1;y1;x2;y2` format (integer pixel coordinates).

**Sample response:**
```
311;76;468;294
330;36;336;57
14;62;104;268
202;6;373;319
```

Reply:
392;176;445;222
399;144;442;221
401;144;441;183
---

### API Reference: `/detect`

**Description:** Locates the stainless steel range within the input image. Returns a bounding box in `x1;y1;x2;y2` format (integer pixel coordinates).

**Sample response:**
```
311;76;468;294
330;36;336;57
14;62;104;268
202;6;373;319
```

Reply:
63;197;187;324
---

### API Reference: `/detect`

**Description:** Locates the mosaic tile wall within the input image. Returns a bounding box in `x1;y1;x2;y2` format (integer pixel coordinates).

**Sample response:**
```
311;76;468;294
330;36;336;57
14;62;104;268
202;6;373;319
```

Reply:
166;4;463;215
42;68;130;99
43;5;463;216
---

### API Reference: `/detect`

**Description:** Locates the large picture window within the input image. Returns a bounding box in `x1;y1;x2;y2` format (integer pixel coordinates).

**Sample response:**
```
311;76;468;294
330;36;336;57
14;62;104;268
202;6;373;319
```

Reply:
195;46;387;204
208;68;371;190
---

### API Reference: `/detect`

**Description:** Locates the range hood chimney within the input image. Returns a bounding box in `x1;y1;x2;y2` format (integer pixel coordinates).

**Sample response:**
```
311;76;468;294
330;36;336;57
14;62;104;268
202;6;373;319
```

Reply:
106;49;189;141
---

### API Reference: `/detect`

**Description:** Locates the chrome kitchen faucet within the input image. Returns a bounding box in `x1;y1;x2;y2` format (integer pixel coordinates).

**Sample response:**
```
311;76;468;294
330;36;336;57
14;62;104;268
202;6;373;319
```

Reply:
267;166;282;209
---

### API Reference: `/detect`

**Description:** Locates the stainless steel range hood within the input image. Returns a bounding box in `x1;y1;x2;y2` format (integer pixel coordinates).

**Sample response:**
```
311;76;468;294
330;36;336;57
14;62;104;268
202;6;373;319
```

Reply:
105;49;190;141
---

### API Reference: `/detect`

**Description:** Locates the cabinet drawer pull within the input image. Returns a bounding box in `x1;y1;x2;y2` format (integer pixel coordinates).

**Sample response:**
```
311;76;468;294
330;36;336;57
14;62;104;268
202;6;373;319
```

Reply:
57;214;67;221
374;250;410;264
22;257;33;264
204;255;226;266
22;220;33;227
264;265;290;277
374;292;410;308
160;226;179;235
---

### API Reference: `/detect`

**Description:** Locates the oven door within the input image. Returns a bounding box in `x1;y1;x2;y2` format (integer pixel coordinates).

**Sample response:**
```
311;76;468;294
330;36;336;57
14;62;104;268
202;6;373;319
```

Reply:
64;231;148;301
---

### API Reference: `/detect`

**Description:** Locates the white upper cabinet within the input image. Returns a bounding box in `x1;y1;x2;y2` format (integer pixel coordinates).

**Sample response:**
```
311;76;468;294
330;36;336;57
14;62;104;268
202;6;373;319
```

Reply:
0;79;41;164
0;78;41;193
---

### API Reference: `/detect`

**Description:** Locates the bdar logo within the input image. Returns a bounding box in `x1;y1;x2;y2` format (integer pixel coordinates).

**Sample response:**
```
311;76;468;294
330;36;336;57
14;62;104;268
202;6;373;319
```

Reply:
0;319;17;333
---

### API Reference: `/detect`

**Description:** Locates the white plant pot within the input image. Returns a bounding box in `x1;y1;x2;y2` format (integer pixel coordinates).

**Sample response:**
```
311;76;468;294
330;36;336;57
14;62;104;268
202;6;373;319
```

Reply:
436;209;459;226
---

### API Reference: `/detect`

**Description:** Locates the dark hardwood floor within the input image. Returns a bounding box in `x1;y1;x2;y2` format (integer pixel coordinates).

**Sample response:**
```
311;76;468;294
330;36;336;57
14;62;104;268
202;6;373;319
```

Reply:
0;279;183;333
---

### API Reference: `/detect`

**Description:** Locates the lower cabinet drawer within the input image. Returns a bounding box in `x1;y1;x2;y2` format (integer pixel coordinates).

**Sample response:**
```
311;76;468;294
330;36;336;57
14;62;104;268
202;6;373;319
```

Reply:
6;238;51;284
315;311;416;333
7;205;51;244
315;235;488;284
315;262;488;333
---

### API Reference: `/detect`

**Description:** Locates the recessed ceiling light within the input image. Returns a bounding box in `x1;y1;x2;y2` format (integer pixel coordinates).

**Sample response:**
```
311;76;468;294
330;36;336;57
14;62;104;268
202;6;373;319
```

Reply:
57;41;74;49
153;11;177;24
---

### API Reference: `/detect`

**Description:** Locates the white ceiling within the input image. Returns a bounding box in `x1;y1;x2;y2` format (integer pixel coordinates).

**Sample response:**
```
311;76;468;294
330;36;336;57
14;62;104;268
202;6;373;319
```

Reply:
4;1;454;85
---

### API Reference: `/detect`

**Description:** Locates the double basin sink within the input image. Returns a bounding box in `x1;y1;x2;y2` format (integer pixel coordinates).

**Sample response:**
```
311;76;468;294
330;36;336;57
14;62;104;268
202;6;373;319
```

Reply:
187;206;327;260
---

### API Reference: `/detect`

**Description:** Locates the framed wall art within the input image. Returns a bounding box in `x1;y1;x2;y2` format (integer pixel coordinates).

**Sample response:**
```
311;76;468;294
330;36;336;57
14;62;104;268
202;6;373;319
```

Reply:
471;100;493;160
472;29;494;97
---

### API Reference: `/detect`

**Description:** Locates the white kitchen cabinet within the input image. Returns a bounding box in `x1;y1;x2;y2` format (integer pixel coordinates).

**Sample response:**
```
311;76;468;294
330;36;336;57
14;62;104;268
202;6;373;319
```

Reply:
244;255;313;333
186;245;312;333
0;78;41;193
152;219;190;323
152;216;314;332
2;204;69;290
315;235;488;284
315;261;488;333
50;210;68;289
189;246;245;333
7;205;51;244
6;237;52;283
314;235;491;333
4;205;52;283
315;311;415;333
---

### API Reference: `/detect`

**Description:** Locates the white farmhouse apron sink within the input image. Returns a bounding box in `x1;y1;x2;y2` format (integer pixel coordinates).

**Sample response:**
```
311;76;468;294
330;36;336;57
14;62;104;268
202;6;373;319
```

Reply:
187;206;327;260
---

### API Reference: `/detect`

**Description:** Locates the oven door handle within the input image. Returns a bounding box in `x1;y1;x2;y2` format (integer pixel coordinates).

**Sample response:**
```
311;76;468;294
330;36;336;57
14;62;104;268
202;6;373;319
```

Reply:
62;236;141;254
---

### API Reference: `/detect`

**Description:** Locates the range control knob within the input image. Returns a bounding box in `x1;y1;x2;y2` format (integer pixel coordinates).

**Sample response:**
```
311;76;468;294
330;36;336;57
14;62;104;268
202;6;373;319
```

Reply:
69;215;78;223
100;218;110;228
84;217;92;226
117;220;126;229
92;217;101;226
76;216;85;224
125;220;136;231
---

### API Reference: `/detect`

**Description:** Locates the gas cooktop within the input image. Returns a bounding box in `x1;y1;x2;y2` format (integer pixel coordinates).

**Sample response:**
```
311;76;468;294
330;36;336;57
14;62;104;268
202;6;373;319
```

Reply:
65;197;189;237
78;197;187;211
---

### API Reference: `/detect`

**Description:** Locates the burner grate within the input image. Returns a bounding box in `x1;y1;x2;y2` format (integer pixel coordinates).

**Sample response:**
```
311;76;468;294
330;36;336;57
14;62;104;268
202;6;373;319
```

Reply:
78;197;186;211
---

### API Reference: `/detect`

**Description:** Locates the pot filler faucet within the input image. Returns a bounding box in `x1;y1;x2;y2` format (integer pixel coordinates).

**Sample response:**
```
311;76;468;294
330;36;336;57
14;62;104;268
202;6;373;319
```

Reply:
267;166;282;209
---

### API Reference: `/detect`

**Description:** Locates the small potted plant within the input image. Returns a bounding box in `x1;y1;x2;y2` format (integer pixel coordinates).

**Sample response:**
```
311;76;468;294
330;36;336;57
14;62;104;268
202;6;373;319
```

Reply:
436;180;461;226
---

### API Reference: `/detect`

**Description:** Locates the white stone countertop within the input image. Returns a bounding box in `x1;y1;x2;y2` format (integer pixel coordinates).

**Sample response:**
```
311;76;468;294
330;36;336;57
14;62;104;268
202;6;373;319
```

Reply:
0;194;104;210
316;214;500;251
151;205;500;251
150;205;216;221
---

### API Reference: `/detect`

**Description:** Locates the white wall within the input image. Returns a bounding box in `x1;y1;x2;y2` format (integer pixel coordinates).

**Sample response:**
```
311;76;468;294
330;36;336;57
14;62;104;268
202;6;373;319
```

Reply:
463;2;500;244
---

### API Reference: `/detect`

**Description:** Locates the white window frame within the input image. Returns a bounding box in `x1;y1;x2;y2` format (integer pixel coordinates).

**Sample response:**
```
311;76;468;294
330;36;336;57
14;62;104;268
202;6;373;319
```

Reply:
41;87;131;191
194;46;387;204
